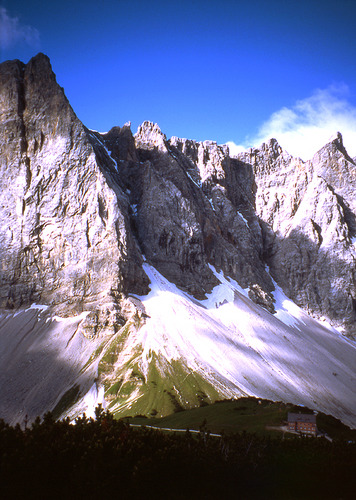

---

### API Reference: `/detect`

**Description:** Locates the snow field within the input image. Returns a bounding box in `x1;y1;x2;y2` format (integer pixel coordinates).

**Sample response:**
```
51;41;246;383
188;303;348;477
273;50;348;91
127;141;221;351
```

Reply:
130;263;356;427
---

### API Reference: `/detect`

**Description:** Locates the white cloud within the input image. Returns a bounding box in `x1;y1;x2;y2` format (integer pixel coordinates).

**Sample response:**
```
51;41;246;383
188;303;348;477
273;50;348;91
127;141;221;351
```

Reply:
225;141;246;156
0;7;40;50
228;85;356;160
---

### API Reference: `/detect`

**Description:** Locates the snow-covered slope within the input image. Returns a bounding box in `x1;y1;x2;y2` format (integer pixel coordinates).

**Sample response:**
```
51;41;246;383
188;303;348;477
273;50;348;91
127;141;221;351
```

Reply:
67;263;356;428
0;307;104;425
1;264;354;428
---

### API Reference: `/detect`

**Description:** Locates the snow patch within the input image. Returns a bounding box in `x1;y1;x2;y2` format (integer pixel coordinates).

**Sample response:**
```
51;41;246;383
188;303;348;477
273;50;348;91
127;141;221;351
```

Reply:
208;198;216;211
52;310;91;324
89;128;108;134
207;264;249;299
80;383;106;419
272;284;305;330
264;265;305;329
237;211;249;227
29;303;49;313
102;143;118;170
89;132;118;171
185;170;202;188
12;303;49;318
317;317;356;349
317;316;339;333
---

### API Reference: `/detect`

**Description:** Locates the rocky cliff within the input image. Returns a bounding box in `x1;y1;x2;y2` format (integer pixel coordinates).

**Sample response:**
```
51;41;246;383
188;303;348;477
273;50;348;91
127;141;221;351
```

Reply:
0;54;149;338
0;54;355;426
238;134;356;334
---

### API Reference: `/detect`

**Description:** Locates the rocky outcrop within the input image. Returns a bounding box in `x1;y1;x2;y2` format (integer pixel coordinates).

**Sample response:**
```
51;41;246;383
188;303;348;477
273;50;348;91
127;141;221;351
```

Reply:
238;138;312;233
0;53;149;337
237;135;356;335
135;123;273;296
86;121;274;300
125;123;274;298
311;132;356;235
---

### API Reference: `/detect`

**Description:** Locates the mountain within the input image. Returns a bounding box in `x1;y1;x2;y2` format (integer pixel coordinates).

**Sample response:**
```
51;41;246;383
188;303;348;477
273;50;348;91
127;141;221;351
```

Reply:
0;54;355;427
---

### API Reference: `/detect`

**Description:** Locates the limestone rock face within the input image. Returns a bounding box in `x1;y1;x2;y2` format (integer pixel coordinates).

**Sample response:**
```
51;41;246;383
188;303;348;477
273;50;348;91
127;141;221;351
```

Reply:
126;124;273;298
86;121;274;300
238;139;312;234
237;135;356;335
135;120;167;151
0;53;148;336
311;132;356;234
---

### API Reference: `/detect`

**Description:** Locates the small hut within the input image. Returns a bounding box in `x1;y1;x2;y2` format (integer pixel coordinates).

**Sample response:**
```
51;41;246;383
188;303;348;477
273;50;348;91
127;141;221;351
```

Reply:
287;413;317;436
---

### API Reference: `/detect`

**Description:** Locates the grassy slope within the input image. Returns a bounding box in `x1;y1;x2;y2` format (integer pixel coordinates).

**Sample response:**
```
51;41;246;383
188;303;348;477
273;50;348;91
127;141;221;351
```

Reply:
104;352;222;418
82;311;223;418
126;397;356;440
128;397;290;435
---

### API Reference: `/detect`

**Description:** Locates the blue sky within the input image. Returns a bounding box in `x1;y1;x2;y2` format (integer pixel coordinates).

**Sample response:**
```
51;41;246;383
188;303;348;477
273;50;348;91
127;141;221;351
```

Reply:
1;0;356;159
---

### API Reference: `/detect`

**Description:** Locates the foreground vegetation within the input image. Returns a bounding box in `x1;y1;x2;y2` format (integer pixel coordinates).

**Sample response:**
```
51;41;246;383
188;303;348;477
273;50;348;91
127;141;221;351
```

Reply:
0;405;355;499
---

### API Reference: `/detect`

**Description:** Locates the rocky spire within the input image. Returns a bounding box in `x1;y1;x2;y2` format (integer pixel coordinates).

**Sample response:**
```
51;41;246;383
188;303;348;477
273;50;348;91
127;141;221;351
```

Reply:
135;120;167;150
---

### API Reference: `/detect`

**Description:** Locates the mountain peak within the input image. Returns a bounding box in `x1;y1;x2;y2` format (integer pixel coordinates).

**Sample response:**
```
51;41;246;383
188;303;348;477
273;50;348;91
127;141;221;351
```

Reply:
315;130;355;166
135;120;167;150
329;131;343;148
29;52;51;65
25;53;54;79
260;137;283;158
